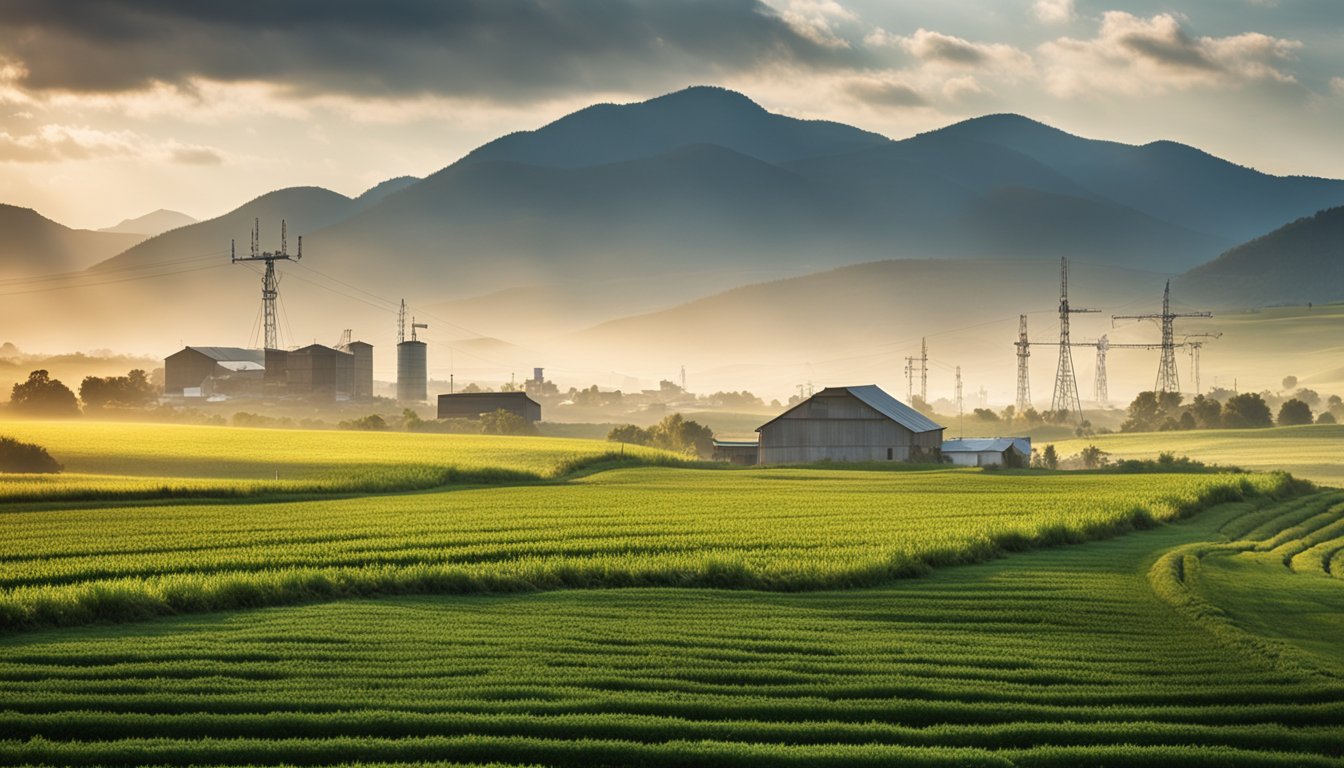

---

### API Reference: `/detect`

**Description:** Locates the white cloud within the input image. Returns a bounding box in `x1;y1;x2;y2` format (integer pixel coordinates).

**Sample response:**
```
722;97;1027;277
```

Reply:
1332;77;1344;95
0;123;224;164
1033;0;1075;25
766;0;857;49
1040;12;1303;96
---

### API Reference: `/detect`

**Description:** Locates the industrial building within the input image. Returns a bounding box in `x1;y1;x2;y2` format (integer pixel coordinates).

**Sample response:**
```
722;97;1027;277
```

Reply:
164;347;266;397
164;339;373;401
755;385;944;465
438;392;541;422
941;438;1031;467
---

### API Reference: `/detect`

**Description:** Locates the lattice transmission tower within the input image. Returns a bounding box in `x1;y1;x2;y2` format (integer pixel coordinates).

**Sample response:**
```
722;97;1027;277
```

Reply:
1015;314;1031;413
1113;281;1212;393
1051;258;1097;423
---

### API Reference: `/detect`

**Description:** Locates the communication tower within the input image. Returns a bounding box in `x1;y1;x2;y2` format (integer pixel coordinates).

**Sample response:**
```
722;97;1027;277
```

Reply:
231;218;300;350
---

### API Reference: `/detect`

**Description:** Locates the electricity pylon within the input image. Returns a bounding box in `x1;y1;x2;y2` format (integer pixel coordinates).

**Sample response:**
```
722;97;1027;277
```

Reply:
1015;314;1031;413
1051;258;1097;424
1113;281;1211;393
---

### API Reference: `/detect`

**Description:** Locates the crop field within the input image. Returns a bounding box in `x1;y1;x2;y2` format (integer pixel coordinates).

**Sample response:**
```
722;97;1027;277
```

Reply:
4;493;1344;766
0;420;676;501
1050;424;1344;486
1;421;1341;766
1;466;1285;630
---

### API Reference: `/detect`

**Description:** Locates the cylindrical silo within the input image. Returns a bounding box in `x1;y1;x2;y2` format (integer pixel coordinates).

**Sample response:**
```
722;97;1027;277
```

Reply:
396;340;427;402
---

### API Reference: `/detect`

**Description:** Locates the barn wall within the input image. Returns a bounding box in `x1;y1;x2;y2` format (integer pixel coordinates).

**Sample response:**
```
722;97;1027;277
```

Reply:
758;392;944;465
164;350;216;395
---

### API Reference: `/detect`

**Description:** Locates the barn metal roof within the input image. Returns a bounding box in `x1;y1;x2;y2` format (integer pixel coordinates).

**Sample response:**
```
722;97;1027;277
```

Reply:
942;438;1031;455
841;385;944;434
756;385;944;434
184;346;264;364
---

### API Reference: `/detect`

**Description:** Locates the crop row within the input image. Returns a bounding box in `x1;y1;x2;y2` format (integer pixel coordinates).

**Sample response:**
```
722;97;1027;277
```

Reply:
1;496;1340;766
0;469;1295;630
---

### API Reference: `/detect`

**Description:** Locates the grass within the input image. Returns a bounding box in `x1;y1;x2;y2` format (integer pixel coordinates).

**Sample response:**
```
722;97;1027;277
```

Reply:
1050;424;1344;486
0;420;682;501
3;495;1342;766
0;467;1291;632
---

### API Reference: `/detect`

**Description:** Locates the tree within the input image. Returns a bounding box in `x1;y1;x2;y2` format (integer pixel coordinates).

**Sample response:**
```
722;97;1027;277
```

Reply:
1078;445;1109;469
1282;376;1298;391
79;369;157;409
480;409;537;436
646;413;714;457
1317;411;1337;425
972;408;999;422
1293;388;1321;408
1189;394;1222;429
1037;444;1059;470
9;370;79;417
1121;391;1183;433
1277;398;1314;426
1178;411;1197;430
607;424;650;444
1222;393;1273;428
338;414;389;431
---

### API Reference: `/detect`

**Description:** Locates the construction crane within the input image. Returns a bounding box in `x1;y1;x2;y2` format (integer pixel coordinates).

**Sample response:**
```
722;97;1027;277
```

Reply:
1113;281;1212;393
231;219;300;351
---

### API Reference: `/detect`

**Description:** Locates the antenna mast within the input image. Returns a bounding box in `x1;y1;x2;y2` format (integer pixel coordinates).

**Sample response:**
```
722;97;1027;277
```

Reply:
1051;257;1097;424
411;318;428;342
231;218;301;350
955;365;963;438
397;300;406;345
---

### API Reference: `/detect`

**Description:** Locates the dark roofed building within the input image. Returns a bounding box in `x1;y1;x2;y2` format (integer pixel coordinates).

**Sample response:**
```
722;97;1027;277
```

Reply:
438;391;541;422
941;437;1031;467
164;346;265;396
756;385;944;464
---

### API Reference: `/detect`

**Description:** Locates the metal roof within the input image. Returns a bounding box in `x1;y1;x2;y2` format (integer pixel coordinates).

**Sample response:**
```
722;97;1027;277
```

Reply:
756;385;944;434
216;360;265;373
841;385;944;433
712;439;760;447
942;438;1031;455
184;346;264;364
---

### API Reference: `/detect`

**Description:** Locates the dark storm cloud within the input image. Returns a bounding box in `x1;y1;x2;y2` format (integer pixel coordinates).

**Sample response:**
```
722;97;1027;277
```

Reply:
843;79;926;107
0;0;868;99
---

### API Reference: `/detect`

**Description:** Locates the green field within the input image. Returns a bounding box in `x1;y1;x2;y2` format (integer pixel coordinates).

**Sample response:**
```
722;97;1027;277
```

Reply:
2;421;1342;766
0;420;676;501
1051;424;1344;486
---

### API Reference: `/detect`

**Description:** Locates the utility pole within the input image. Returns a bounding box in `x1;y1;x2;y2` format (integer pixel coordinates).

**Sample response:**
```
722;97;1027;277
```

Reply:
920;337;928;403
904;354;917;402
232;219;300;350
955;365;963;438
1113;281;1212;393
1051;257;1097;424
1015;314;1031;413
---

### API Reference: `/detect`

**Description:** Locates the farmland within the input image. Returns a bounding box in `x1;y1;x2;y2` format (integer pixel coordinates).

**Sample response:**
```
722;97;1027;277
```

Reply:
1;421;1341;766
1050;424;1344;486
0;420;677;501
4;491;1343;766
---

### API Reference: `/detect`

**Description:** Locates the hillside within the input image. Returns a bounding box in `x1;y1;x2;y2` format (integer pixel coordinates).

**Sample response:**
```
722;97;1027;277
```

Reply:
0;205;144;277
1178;206;1344;307
98;209;197;236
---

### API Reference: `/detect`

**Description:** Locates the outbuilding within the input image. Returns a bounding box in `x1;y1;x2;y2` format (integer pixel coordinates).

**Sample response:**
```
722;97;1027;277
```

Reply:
164;346;265;396
711;439;760;465
438;391;541;422
941;437;1032;467
755;385;944;465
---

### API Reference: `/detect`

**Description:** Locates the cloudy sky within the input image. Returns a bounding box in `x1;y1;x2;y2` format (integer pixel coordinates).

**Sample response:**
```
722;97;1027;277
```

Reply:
2;0;1341;229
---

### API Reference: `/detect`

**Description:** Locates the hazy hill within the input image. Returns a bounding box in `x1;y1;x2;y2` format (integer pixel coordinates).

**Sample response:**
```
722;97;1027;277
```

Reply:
98;209;197;236
1178;206;1344;307
933;114;1344;244
464;85;889;167
0;205;144;277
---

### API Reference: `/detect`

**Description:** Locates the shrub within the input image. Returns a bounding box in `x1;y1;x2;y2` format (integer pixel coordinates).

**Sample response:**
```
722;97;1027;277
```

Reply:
0;436;62;473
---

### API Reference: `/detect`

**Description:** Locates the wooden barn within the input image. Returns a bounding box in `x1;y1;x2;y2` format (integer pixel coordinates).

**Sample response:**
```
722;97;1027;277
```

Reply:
755;385;944;465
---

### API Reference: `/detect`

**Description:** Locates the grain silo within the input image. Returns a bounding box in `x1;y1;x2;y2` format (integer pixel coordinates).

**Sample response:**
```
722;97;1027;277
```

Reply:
396;300;428;402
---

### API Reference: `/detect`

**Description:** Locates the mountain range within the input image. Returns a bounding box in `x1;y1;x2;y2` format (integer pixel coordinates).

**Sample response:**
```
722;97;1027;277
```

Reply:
98;209;197;237
0;86;1340;371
